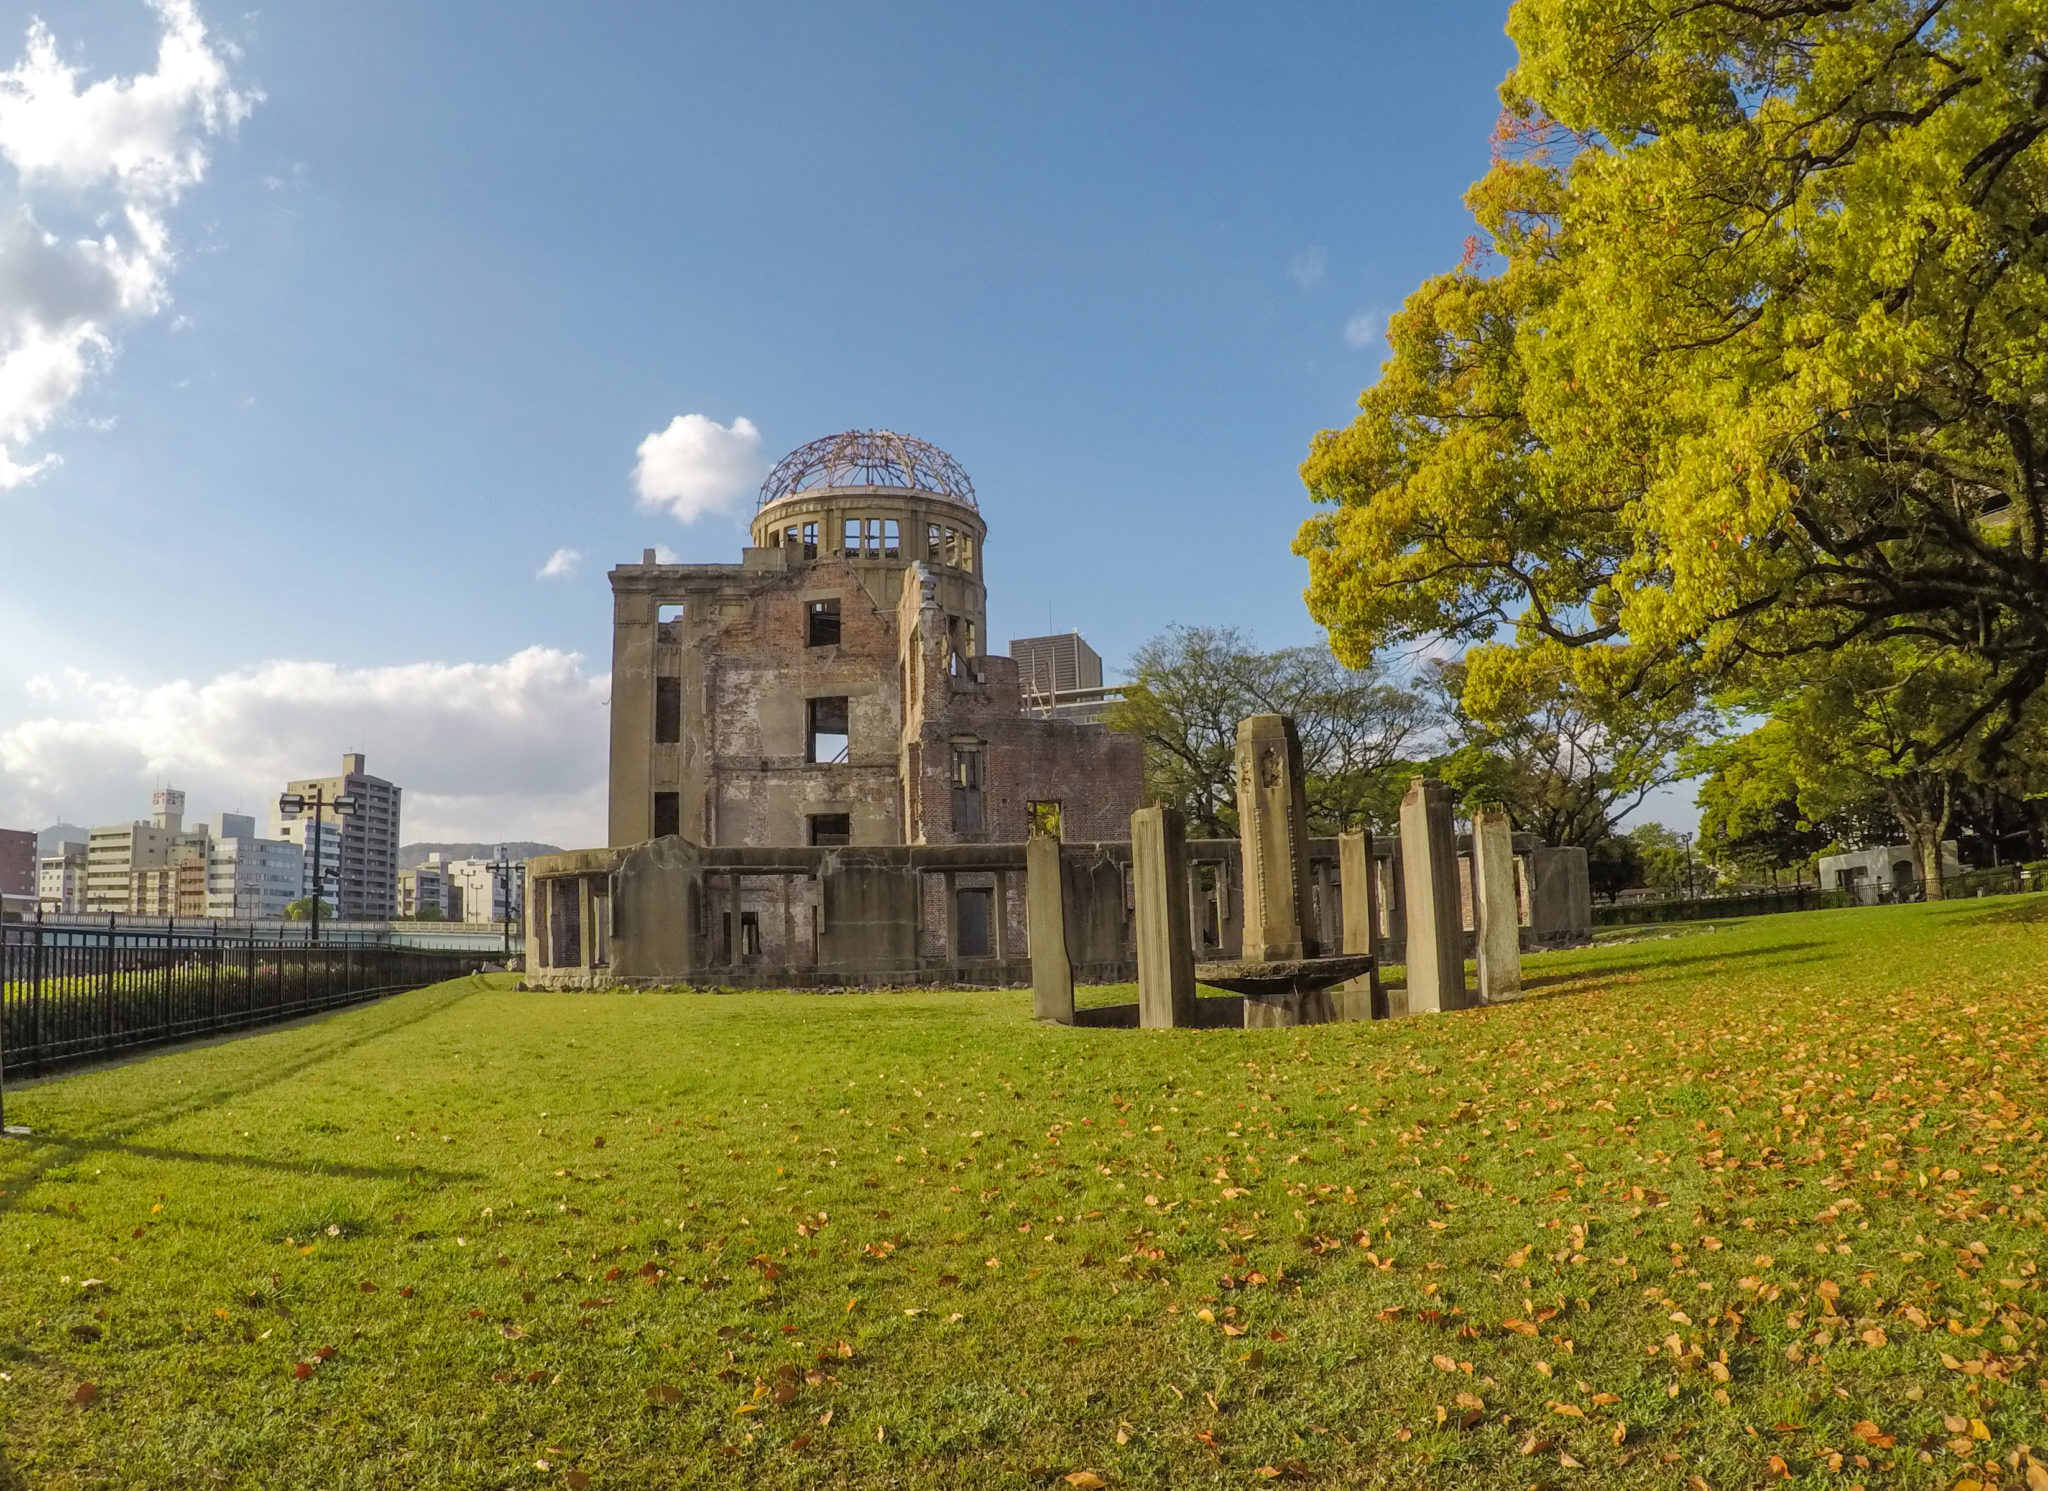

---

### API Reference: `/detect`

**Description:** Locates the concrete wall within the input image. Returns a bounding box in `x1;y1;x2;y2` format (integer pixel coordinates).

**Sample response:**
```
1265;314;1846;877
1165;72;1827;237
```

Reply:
526;839;1136;991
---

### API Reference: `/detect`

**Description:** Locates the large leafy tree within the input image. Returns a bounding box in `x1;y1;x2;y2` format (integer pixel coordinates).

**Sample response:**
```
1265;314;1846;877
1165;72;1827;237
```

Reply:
1105;627;1434;837
1298;0;2048;759
1431;643;1714;847
1694;641;2043;896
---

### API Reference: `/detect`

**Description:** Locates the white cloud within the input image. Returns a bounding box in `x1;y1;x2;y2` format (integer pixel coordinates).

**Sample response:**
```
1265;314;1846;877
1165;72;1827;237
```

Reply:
1343;311;1382;350
0;0;256;487
652;544;680;564
0;648;610;846
1287;246;1325;290
632;413;763;522
536;546;581;579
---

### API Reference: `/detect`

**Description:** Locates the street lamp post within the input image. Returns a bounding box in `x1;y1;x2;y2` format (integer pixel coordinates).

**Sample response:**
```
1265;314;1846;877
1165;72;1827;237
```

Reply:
278;787;359;944
492;846;519;961
1680;831;1696;901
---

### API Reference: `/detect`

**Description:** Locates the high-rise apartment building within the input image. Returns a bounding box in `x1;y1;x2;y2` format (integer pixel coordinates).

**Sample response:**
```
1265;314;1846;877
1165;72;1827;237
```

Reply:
0;827;34;897
278;754;401;919
398;856;450;919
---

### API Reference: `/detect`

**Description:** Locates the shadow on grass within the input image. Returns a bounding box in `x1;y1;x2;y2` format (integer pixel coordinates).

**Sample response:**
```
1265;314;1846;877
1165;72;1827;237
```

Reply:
1073;995;1246;1030
0;975;487;1218
1939;896;2048;928
3;1134;481;1188
1523;939;1834;989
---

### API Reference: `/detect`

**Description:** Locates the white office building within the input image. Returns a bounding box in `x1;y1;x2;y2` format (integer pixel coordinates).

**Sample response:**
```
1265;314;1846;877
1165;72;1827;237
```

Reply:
205;826;306;921
445;857;522;926
38;842;86;915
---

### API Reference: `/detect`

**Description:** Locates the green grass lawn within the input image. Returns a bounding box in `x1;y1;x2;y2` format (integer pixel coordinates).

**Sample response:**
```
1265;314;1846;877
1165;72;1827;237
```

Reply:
3;899;2047;1489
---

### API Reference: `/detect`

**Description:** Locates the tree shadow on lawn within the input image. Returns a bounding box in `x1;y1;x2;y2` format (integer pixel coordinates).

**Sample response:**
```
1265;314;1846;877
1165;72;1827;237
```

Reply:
1938;896;2048;928
0;1134;478;1189
1520;939;1834;991
0;977;486;1219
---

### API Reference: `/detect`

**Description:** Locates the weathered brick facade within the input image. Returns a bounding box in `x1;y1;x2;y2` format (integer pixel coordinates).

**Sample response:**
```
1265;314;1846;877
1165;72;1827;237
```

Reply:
607;434;1142;851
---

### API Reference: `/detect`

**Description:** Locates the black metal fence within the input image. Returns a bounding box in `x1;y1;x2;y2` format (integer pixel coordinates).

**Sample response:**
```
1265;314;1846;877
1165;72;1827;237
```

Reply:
0;920;492;1078
1595;864;2037;926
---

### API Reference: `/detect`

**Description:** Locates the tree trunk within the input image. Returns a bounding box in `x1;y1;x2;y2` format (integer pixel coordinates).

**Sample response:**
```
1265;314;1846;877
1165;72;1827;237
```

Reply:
1886;773;1953;903
1912;823;1947;901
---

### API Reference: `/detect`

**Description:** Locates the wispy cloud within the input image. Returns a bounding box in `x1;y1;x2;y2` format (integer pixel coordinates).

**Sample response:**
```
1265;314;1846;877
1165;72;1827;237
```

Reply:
1343;311;1382;350
1287;246;1326;291
536;546;581;579
632;413;763;523
0;0;257;488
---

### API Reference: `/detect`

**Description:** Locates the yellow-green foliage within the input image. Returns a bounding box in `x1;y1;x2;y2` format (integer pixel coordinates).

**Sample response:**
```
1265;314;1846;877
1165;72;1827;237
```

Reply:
1299;0;2048;730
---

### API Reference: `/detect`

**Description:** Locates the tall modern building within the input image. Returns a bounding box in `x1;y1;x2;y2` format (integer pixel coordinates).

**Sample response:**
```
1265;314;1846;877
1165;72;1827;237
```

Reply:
606;430;1141;849
205;813;305;920
0;827;34;897
278;754;401;919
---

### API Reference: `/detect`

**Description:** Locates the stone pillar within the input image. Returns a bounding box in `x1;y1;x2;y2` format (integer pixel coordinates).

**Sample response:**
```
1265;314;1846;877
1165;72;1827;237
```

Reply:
1236;714;1315;960
1025;833;1075;1024
1131;805;1197;1029
1471;805;1522;1003
1398;777;1471;1013
1337;829;1387;1020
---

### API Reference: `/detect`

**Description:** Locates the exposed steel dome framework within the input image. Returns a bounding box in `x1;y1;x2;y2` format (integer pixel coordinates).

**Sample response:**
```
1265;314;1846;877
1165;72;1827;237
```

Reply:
757;429;977;511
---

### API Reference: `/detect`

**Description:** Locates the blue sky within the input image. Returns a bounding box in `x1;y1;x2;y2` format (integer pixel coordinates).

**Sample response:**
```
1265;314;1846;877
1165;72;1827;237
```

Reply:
0;1;1695;845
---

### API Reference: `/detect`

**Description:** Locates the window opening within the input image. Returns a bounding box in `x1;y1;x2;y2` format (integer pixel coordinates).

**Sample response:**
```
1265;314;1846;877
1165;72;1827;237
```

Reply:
549;879;582;968
882;519;900;559
1026;801;1062;839
965;620;978;659
653;791;681;838
657;603;685;624
927;523;942;560
959;533;974;573
739;910;761;958
806;598;841;647
806;697;850;764
843;518;861;555
801;521;818;559
951;744;984;834
654;675;682;742
955;887;994;959
943;528;958;566
809;813;851;847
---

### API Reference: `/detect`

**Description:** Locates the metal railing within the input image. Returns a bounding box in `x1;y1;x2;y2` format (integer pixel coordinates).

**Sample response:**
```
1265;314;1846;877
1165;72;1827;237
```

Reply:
0;918;492;1078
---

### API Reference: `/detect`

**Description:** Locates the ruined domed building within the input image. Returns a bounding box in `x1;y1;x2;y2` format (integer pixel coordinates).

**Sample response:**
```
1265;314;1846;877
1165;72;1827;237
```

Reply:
528;432;1588;991
606;430;1143;851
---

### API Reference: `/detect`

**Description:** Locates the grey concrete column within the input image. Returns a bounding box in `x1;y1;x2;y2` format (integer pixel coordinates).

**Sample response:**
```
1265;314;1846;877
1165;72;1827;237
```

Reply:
1131;805;1198;1029
1025;834;1075;1023
1471;805;1522;1003
1337;829;1387;1020
993;870;1009;964
1398;777;1471;1013
1236;714;1315;960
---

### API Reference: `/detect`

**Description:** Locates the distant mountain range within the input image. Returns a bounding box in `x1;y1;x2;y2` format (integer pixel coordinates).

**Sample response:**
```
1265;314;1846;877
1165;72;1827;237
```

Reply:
400;842;563;870
38;824;88;855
